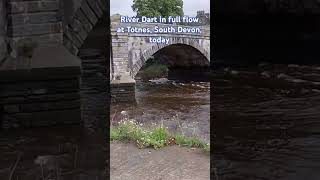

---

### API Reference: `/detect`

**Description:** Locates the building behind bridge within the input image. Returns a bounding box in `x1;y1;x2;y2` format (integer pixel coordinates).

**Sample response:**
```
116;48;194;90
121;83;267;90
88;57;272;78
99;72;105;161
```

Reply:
196;11;210;26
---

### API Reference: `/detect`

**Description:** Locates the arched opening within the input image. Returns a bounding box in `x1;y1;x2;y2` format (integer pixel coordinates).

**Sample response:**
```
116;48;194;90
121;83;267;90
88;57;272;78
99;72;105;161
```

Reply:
135;44;210;81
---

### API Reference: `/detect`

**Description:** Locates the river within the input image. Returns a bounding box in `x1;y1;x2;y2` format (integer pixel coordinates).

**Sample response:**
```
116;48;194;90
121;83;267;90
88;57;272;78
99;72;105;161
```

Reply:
111;78;210;143
212;63;320;180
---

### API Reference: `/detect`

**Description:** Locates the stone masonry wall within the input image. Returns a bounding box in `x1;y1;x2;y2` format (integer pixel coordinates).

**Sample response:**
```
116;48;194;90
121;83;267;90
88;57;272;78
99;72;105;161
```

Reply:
111;81;135;103
7;0;63;57
111;31;130;77
6;0;107;57
111;22;210;78
63;0;107;55
78;49;108;130
0;78;81;129
110;22;210;102
0;0;7;61
0;46;82;129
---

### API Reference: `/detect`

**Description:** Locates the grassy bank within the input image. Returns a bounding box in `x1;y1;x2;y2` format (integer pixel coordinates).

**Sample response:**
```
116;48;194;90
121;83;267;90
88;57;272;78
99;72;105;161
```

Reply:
110;120;210;153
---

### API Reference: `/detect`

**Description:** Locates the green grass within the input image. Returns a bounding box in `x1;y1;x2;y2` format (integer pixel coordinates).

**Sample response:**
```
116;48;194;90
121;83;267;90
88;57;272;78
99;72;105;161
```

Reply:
110;120;210;153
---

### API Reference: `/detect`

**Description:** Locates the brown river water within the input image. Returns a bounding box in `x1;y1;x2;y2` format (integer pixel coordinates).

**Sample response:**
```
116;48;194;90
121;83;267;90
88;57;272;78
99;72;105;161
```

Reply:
212;63;320;180
111;79;210;143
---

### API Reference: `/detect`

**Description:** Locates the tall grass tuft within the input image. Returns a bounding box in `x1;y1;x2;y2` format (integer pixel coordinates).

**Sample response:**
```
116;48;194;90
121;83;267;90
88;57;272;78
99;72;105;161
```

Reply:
110;119;210;152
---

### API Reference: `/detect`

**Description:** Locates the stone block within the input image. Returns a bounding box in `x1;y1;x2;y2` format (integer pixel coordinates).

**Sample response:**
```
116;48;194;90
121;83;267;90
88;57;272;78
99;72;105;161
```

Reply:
0;96;26;105
64;26;83;48
80;0;98;25
8;22;62;37
87;0;104;18
2;115;31;128
9;12;60;26
69;19;88;40
27;93;80;102
97;0;107;11
2;109;81;129
74;9;93;33
63;37;79;55
0;38;6;61
0;0;7;61
20;100;80;112
110;75;136;103
9;34;63;53
8;1;59;14
4;105;20;113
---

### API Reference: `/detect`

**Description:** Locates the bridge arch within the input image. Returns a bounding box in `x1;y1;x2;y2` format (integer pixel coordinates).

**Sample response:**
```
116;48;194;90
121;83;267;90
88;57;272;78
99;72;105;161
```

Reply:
63;0;107;55
130;39;210;78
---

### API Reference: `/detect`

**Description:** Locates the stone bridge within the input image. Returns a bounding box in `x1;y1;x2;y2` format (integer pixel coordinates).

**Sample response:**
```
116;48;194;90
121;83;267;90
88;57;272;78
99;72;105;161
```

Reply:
1;0;106;57
110;22;210;101
0;0;108;129
111;22;210;79
0;0;211;128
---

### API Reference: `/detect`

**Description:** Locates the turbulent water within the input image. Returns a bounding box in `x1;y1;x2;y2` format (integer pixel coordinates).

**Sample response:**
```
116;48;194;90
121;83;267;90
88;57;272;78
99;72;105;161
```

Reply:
111;78;211;143
213;63;320;180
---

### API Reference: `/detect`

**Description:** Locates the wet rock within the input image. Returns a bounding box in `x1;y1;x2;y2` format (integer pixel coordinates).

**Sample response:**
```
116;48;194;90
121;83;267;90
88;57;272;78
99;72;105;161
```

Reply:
277;73;292;80
311;89;320;93
34;155;58;171
288;64;300;68
223;67;230;72
258;62;270;68
301;88;311;94
148;78;169;84
120;110;128;115
230;70;239;76
261;71;271;78
289;78;308;83
258;62;273;70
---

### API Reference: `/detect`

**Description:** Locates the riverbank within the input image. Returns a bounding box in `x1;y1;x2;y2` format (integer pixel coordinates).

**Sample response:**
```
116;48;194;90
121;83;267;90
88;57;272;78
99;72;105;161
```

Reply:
110;119;210;152
111;142;210;180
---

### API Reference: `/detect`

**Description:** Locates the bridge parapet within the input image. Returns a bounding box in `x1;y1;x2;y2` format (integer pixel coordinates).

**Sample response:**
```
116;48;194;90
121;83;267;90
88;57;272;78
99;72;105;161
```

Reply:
111;22;210;37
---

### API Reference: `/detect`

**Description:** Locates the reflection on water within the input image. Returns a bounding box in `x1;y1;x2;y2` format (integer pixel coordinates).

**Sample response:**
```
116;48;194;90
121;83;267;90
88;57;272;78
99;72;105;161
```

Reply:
111;79;210;143
213;64;320;180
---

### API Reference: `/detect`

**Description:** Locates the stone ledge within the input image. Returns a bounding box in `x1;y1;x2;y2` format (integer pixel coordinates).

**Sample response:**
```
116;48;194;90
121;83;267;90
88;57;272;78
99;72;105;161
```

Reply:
0;46;81;82
111;75;136;103
111;75;136;84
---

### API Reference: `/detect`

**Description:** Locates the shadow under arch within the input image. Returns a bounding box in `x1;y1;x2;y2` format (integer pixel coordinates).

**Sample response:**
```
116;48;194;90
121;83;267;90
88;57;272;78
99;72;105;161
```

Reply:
131;42;210;78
